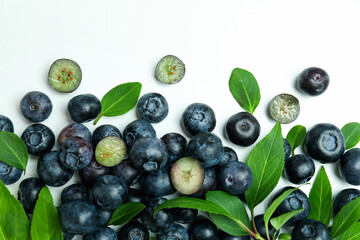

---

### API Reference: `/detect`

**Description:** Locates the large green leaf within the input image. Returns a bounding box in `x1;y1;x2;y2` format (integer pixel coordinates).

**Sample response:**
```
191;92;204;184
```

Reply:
341;122;360;149
336;221;360;240
0;131;28;171
108;202;145;225
286;125;306;155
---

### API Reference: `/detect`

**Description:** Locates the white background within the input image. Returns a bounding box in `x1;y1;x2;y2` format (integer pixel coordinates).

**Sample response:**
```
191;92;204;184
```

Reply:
1;0;360;238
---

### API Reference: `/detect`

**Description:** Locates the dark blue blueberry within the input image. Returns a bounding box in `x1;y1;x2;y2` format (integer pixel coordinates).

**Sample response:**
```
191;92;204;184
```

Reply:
130;137;168;172
339;148;360;185
112;158;141;187
61;183;89;205
292;219;330;240
137;92;169;123
17;177;45;213
296;67;330;96
0;160;22;185
123;119;156;149
79;159;112;188
92;175;128;211
68;94;101;123
254;214;279;239
219;230;250;240
181;103;216;136
218;161;253;195
37;150;73;187
59;200;100;235
127;188;148;203
139;165;176;197
140;196;174;234
98;209;113;227
225;112;260;147
58;122;92;145
284;154;315;184
92;124;122;148
20;91;52;122
217;146;238;168
188;132;224;168
157;223;189;240
189;218;219;240
161;132;188;164
304;123;345;163
333;188;360;216
21;124;55;156
172;208;198;224
83;227;117;240
59;136;93;171
283;138;291;162
57;207;76;240
270;187;310;227
118;221;149;240
190;167;217;198
0;114;14;132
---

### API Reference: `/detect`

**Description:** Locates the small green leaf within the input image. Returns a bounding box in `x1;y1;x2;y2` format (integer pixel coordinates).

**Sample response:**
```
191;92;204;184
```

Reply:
286;125;306;155
278;233;291;240
206;191;251;236
245;122;284;211
335;221;360;240
94;82;142;125
31;186;63;240
229;68;261;114
0;180;30;240
331;196;360;238
0;131;28;172
270;208;303;230
308;166;332;226
109;202;145;225
341;122;360;149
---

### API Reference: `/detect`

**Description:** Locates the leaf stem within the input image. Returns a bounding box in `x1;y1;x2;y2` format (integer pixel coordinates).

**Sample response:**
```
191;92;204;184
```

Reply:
93;114;102;125
229;216;263;239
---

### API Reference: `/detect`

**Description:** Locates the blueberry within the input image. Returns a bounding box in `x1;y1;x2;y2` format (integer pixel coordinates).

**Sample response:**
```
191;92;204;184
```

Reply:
58;122;92;145
95;136;127;167
137;92;169;123
161;132;188;164
190;167;217;198
189;218;219;240
218;161;253;195
59;136;93;171
112;158;141;187
291;219;330;240
98;209;114;227
155;55;185;84
17;177;45;213
296;67;330;96
139;165;176;197
68;94;101;123
0;114;14;132
269;93;300;124
270;187;310;226
83;227;117;240
127;188;148;204
130;137;168;172
118;221;149;240
92;124;122;148
339;148;360;185
225;112;260;147
0;160;22;185
21;123;55;156
92;175;128;211
48;58;82;93
123;119;156;149
284;154;315;184
172;208;198;224
283;138;291;162
333;188;360;216
181;103;216;136
304;123;345;163
188;132;224;168
61;183;90;205
254;214;278;239
217;146;238;168
79;160;112;188
62;231;76;240
37;150;73;187
219;230;250;240
157;223;190;240
20;91;52;122
59;200;100;235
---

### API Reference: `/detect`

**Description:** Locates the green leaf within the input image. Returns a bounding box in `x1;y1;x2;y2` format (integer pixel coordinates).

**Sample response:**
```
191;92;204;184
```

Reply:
94;82;142;125
108;202;145;225
245;122;284;211
229;68;261;114
278;233;291;240
336;221;360;240
341;122;360;149
206;191;251;236
31;186;63;240
0;131;28;172
270;208;303;230
308;166;332;226
0;180;30;240
331;196;360;238
286;125;306;155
